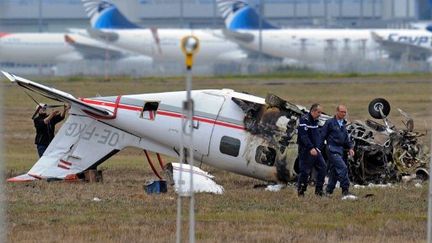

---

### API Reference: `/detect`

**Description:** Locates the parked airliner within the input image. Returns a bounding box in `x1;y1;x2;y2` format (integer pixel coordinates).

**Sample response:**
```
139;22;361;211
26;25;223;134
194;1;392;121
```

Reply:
82;0;248;63
0;32;138;65
217;0;432;62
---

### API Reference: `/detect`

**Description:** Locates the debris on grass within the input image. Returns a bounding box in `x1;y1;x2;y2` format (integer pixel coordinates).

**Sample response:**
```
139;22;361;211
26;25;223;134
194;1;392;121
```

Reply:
170;163;224;195
265;184;286;192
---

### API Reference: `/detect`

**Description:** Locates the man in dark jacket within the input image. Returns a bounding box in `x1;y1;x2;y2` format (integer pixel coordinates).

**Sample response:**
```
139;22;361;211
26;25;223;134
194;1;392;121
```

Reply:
33;103;69;157
321;104;355;197
297;103;326;196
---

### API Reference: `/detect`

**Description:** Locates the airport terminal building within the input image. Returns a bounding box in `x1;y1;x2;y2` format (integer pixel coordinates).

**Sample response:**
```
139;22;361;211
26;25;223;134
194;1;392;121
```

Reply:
0;0;431;32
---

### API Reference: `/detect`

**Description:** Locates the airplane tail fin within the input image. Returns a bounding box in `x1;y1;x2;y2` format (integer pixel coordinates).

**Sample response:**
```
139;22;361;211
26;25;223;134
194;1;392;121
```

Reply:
217;0;278;30
82;0;139;29
7;114;124;182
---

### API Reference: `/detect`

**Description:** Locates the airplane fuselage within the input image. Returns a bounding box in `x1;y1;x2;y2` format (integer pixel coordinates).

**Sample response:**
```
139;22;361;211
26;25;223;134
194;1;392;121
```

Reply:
80;89;286;182
101;28;247;63
3;71;302;183
0;33;82;64
235;28;432;62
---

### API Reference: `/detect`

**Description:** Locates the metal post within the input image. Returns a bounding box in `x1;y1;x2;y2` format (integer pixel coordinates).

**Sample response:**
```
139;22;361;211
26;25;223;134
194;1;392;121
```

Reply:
177;36;199;243
38;0;42;32
360;0;364;26
258;0;263;66
324;0;328;27
406;0;410;20
213;0;217;29
428;132;432;243
0;63;5;243
180;0;184;28
104;35;110;81
186;69;195;243
38;0;43;75
175;144;184;243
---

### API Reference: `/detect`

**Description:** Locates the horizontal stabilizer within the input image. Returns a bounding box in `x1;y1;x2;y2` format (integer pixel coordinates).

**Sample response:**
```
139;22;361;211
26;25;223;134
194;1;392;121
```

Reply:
222;29;254;43
371;31;432;60
1;71;114;119
86;28;119;42
64;33;126;59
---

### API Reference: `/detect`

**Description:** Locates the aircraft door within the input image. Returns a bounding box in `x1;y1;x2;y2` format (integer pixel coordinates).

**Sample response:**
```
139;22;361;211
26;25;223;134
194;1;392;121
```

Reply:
192;92;225;158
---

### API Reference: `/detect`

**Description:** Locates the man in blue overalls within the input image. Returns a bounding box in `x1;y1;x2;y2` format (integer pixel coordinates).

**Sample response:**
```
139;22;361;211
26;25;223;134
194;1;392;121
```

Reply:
297;103;326;197
321;104;355;197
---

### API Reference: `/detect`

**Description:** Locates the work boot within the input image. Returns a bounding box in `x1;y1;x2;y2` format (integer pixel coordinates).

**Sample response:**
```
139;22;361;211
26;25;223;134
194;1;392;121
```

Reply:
342;188;351;196
324;191;332;197
315;186;323;197
297;183;307;197
341;188;358;200
297;190;305;197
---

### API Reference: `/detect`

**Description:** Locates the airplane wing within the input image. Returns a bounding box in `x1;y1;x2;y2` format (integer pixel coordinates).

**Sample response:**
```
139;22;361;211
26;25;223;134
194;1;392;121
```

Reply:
2;71;142;182
64;33;126;59
2;71;114;119
371;31;432;60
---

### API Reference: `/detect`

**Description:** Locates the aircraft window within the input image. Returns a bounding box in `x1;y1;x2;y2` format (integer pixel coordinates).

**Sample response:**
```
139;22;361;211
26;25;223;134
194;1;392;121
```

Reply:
255;146;276;166
140;101;159;120
219;136;240;157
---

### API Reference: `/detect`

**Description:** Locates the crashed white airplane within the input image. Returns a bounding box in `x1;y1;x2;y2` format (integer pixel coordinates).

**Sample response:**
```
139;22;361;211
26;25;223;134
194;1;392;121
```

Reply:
3;71;304;183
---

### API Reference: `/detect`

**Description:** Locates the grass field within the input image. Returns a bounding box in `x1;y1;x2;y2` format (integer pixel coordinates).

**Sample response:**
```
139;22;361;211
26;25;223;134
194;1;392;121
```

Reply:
2;74;431;242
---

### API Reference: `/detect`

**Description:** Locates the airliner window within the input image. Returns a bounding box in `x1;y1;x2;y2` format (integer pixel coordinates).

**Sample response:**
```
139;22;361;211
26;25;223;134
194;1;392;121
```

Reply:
220;136;240;157
140;101;159;120
255;146;276;166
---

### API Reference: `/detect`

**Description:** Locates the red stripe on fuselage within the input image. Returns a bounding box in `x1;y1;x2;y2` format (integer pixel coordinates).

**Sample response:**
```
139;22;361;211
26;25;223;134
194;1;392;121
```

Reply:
80;98;245;130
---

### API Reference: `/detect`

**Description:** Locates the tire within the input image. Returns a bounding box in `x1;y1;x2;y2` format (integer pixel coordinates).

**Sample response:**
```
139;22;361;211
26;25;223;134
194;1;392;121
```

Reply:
368;98;390;119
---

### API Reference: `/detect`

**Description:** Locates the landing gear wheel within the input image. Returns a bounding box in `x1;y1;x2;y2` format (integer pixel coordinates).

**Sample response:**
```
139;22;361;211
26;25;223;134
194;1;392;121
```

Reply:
368;98;390;119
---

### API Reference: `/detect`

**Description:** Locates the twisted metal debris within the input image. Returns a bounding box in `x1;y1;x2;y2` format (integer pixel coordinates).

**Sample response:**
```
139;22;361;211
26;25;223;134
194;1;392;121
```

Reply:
234;94;429;184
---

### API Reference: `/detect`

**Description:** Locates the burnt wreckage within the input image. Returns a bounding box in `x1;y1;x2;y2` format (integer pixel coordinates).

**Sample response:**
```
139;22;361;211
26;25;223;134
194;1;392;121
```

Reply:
233;95;429;184
346;98;429;184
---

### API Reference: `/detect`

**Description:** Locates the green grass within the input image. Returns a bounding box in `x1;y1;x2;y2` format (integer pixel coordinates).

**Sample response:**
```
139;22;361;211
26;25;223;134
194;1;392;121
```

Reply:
2;75;431;242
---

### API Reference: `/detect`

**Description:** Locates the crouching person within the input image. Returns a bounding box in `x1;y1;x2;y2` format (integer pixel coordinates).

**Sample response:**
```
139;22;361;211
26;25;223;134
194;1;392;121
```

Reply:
296;103;326;197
